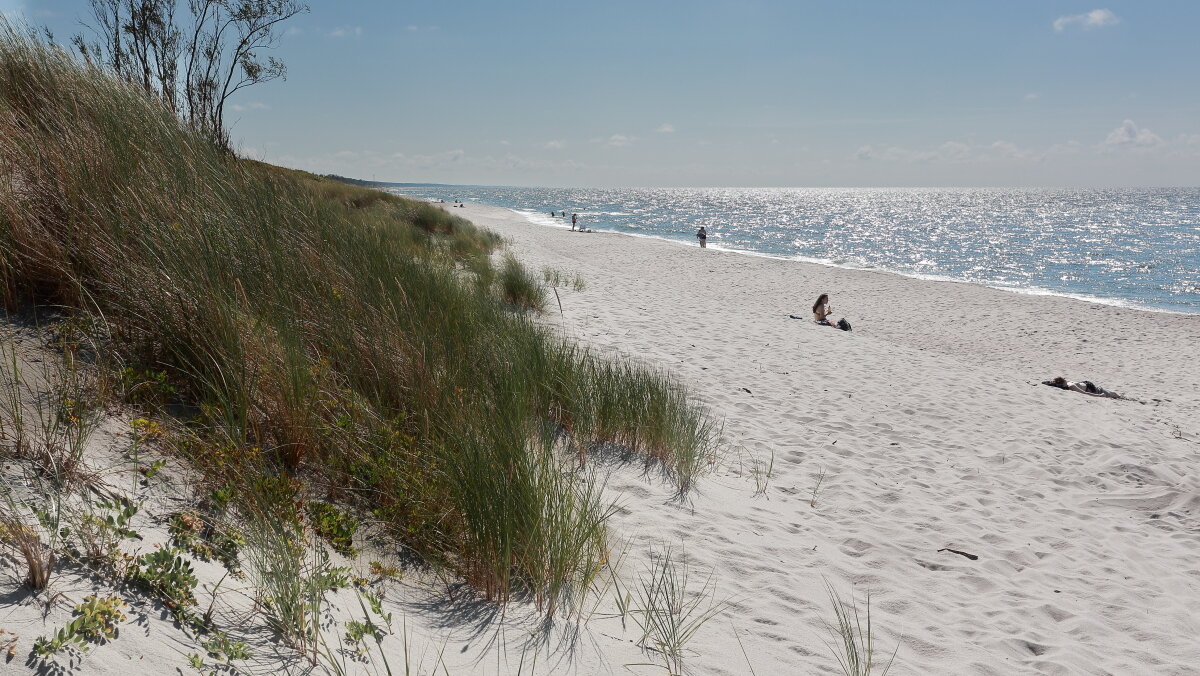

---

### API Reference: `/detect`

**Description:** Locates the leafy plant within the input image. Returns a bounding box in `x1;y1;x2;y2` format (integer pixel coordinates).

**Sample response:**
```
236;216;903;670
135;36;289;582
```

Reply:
168;510;245;575
307;502;358;557
344;619;386;646
201;629;252;663
67;497;140;568
368;560;401;581
129;547;199;618
33;595;128;655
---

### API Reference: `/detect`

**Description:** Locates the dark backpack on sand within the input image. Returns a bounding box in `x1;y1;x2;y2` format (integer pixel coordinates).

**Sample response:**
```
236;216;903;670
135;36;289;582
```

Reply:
836;318;852;332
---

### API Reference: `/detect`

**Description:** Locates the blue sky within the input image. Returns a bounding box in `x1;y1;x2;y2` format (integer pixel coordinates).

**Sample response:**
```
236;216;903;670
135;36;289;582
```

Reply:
6;1;1200;187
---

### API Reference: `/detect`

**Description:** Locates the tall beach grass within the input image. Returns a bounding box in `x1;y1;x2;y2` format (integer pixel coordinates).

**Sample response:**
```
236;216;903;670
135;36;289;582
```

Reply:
0;25;719;613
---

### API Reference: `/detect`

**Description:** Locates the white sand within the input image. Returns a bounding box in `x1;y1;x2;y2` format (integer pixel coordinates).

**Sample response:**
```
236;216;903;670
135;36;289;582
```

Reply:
444;202;1200;674
4;202;1199;675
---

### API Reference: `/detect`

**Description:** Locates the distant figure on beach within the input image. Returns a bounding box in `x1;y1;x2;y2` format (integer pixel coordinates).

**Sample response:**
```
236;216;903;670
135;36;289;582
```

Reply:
812;294;852;331
571;213;578;231
696;226;707;248
1043;376;1122;399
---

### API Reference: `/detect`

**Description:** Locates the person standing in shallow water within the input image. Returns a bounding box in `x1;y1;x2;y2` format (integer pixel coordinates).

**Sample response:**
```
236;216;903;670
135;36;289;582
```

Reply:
696;226;707;248
571;213;577;231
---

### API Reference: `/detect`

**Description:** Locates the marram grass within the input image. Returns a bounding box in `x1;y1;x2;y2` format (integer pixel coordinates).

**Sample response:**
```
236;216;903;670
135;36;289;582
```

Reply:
0;24;719;612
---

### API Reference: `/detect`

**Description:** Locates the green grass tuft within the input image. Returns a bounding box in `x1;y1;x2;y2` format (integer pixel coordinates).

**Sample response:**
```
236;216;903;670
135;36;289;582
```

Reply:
0;24;720;613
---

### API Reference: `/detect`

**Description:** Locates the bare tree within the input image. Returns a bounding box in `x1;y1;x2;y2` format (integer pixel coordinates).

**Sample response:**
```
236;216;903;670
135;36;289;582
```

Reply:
74;0;307;149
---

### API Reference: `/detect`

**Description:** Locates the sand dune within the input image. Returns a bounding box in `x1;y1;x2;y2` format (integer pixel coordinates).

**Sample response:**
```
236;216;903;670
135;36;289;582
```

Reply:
447;203;1200;675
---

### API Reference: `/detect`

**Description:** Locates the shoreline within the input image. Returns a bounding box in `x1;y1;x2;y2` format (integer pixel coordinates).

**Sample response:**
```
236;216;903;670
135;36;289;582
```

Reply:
449;200;1200;316
437;200;1200;674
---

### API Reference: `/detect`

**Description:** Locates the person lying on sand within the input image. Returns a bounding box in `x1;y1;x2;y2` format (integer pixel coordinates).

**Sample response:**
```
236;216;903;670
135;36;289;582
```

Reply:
1043;376;1122;399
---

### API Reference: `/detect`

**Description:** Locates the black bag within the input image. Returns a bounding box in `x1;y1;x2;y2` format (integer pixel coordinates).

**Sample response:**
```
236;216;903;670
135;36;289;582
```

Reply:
836;318;852;332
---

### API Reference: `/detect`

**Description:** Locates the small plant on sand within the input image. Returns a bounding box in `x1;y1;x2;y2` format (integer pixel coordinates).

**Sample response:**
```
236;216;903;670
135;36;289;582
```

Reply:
129;547;199;619
368;560;401;581
0;491;60;590
0;340;103;491
751;449;775;497
243;495;343;663
822;583;898;676
0;628;18;661
66;497;140;569
168;509;246;575
542;266;586;316
307;502;358;557
621;546;726;674
201;629;252;663
33;594;128;656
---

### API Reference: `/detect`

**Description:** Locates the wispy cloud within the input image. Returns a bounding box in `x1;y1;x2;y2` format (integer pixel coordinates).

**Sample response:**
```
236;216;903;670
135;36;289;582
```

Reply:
406;25;439;32
849;121;1193;166
329;26;363;38
285;26;304;36
655;123;675;133
271;148;585;180
1024;92;1039;101
1053;9;1119;33
230;102;271;112
595;134;633;147
1103;119;1162;148
544;140;565;150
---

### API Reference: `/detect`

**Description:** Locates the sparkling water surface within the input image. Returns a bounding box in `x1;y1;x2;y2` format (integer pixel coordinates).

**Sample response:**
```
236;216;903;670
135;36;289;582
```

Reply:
388;186;1200;314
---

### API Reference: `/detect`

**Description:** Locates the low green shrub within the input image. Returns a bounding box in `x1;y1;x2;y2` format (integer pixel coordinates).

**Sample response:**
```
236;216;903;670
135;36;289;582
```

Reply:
306;502;358;557
33;595;127;655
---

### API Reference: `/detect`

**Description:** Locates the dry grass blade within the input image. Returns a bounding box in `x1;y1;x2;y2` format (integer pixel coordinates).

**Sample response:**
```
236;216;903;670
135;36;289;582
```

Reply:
0;491;57;589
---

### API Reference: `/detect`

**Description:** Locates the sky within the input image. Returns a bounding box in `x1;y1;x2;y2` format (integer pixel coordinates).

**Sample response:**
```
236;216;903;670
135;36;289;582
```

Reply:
5;1;1200;187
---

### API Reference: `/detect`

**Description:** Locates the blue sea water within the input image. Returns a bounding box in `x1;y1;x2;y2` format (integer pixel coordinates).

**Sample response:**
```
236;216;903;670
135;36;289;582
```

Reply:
386;186;1200;314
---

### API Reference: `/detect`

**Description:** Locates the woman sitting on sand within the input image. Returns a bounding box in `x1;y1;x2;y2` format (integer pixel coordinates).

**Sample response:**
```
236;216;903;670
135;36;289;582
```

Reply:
813;294;833;324
812;294;852;331
1043;376;1122;399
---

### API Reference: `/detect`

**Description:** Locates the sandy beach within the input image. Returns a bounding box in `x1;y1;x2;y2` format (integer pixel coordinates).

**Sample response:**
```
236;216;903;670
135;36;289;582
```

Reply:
437;202;1200;674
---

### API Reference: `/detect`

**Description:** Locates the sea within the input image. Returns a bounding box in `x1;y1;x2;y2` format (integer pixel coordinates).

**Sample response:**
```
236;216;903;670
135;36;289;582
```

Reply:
385;186;1200;314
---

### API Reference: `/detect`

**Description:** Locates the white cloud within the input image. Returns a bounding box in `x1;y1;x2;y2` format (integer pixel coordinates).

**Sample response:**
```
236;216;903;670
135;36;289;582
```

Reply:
498;140;510;146
854;145;874;161
655;123;675;133
1024;92;1039;100
285;26;304;36
1053;9;1119;33
544;140;565;150
230;102;271;112
594;134;634;147
1103;119;1162;148
329;26;363;38
938;141;971;162
406;25;439;31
